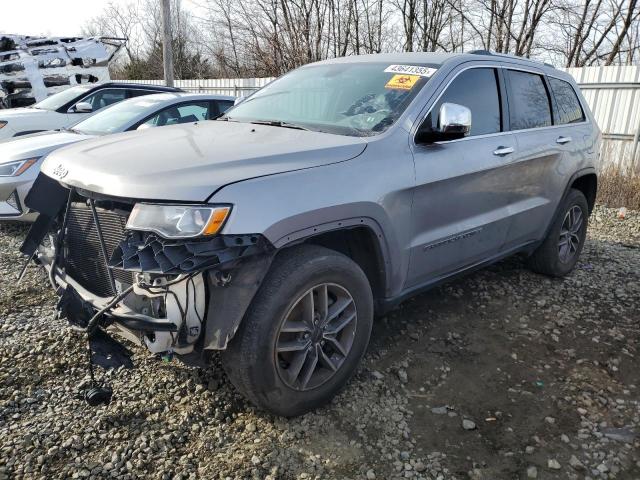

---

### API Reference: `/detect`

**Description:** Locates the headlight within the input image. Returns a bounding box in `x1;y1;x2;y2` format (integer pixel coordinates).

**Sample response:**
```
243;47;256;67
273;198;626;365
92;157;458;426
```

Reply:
0;158;38;177
126;204;231;238
0;121;7;130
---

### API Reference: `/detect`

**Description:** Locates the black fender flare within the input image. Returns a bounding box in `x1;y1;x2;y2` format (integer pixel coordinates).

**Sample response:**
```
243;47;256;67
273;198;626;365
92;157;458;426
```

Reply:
271;216;393;298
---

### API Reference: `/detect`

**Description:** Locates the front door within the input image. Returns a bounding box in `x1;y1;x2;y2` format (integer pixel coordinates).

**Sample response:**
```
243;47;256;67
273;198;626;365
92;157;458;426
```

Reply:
406;66;517;289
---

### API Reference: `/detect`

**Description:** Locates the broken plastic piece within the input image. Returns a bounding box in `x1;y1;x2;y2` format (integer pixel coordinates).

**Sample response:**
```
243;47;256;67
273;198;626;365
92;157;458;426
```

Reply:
110;231;270;274
89;329;133;370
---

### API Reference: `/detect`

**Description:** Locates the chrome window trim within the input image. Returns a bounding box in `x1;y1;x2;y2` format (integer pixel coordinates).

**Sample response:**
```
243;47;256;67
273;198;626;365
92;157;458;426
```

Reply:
411;63;590;147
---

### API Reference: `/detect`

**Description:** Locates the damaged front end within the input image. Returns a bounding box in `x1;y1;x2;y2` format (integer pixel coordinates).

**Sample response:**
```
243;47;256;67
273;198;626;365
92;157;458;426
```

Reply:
21;173;274;404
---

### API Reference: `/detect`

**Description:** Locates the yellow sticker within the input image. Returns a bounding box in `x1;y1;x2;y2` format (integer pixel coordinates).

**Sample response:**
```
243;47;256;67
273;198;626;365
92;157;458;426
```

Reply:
385;74;420;90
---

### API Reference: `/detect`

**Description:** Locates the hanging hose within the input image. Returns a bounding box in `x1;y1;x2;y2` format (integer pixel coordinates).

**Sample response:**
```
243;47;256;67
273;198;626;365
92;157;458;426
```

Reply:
84;284;135;335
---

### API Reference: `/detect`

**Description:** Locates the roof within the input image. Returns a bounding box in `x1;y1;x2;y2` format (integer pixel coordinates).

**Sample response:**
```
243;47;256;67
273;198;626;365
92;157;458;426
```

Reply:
97;82;183;92
134;92;236;102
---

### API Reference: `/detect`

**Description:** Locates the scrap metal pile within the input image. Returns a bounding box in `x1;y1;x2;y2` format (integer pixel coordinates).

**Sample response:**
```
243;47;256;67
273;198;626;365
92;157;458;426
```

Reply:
0;35;125;108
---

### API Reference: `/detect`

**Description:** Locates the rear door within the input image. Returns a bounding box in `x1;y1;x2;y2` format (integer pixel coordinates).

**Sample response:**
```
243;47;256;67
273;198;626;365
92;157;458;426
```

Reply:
501;69;569;249
547;75;592;172
406;66;517;288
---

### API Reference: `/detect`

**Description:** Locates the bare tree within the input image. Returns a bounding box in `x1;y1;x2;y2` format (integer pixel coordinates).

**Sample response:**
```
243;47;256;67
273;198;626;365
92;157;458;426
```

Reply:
553;0;640;66
84;0;640;80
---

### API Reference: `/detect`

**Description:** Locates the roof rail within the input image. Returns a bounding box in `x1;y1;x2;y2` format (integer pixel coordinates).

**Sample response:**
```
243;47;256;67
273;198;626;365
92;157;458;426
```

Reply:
468;49;555;69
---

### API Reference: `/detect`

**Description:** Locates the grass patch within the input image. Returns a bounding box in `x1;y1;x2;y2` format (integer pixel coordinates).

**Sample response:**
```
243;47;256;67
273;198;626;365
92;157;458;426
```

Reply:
597;165;640;210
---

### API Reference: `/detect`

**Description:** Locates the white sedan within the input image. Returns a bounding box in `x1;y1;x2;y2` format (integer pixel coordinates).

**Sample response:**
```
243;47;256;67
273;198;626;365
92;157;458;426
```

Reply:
0;83;182;140
0;92;235;220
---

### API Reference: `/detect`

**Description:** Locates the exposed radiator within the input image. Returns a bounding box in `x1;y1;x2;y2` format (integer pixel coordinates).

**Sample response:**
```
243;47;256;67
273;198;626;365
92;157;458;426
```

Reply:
63;203;133;297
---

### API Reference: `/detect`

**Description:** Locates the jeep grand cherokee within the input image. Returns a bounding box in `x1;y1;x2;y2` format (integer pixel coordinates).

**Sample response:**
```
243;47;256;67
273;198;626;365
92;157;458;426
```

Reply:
21;51;599;416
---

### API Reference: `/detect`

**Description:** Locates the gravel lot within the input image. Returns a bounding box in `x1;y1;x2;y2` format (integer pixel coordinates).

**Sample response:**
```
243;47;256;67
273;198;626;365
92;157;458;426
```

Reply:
1;205;639;480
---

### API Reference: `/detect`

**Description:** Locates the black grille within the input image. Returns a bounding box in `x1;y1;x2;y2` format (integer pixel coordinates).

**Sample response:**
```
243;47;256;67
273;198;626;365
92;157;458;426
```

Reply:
64;203;133;297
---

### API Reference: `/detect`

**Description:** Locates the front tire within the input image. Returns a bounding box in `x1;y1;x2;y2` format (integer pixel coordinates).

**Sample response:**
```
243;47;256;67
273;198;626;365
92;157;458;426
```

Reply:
527;188;589;277
221;245;374;416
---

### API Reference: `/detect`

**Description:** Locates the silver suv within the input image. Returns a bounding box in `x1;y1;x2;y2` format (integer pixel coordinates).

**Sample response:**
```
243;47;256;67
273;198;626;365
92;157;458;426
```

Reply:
22;52;599;415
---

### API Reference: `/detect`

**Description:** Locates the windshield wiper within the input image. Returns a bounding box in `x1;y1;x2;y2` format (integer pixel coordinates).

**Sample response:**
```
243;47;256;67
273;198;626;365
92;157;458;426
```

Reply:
249;119;310;131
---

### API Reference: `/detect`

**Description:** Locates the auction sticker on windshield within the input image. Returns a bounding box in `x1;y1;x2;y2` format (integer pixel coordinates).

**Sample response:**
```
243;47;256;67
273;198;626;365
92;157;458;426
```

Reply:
384;65;437;77
385;74;420;90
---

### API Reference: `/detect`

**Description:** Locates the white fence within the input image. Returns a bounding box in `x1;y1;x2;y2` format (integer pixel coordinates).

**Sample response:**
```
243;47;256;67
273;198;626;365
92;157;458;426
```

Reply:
565;66;640;172
114;77;274;97
118;65;640;172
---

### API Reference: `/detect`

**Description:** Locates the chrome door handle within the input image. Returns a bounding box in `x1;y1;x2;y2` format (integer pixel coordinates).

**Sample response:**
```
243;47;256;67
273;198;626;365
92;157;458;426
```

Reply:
493;146;514;156
556;136;572;145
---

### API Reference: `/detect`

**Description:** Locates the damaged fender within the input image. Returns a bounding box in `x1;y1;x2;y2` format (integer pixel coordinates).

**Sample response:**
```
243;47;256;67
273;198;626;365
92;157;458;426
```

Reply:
203;252;275;350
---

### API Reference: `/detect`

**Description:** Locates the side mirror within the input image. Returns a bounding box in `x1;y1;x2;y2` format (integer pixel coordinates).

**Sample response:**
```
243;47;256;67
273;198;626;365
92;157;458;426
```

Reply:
416;102;471;143
136;123;152;131
73;102;93;113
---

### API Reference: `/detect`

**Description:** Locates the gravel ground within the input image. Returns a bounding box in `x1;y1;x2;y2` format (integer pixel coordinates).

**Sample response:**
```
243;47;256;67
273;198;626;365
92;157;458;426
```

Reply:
0;205;638;480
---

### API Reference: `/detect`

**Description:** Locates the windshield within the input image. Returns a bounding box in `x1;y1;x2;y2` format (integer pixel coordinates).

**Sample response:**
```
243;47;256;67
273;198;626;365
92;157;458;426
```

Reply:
225;62;438;136
73;97;166;135
34;86;91;111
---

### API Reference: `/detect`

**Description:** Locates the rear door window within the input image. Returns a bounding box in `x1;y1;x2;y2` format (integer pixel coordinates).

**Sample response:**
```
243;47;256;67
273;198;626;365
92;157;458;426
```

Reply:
143;101;210;127
430;67;502;136
548;77;585;124
216;100;234;114
506;70;552;130
176;103;210;122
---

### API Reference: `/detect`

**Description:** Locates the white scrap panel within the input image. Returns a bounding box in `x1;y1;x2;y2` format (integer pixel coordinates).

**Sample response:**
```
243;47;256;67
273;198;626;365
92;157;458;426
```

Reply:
0;35;124;108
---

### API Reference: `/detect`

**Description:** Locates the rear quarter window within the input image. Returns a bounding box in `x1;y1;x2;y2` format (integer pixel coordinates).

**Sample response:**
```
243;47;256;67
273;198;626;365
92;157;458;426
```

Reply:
506;70;552;130
217;100;234;113
549;77;585;124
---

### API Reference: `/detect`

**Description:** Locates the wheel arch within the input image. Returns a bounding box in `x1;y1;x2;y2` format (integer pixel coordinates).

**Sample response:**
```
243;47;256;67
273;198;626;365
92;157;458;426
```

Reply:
287;224;389;307
264;210;399;304
201;221;392;351
570;171;597;213
534;167;597;254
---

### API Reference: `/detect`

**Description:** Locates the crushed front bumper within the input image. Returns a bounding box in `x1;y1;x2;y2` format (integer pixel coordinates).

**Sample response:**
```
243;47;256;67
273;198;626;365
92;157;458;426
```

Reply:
22;172;276;358
37;248;178;348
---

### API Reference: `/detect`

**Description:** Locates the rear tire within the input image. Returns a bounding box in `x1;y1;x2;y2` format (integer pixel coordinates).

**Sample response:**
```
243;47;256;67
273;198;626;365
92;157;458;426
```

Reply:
527;188;589;277
221;244;374;417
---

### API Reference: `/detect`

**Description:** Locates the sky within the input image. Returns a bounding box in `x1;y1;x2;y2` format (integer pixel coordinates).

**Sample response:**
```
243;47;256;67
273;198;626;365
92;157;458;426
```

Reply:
1;0;128;37
0;0;198;38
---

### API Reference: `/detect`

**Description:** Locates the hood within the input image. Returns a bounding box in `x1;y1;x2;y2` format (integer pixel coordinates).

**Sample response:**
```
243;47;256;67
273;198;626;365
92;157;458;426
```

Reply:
0;131;91;163
41;121;368;201
0;107;56;121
